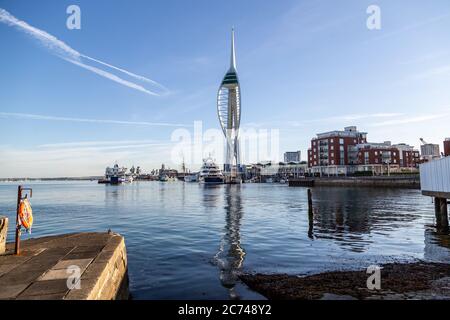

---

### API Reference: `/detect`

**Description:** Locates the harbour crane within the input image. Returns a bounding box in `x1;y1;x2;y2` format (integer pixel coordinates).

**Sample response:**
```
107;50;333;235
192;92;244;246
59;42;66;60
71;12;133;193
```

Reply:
420;138;428;145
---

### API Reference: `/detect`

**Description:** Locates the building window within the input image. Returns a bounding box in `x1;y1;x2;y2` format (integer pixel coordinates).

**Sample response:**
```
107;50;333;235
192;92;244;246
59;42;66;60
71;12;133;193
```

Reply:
354;139;357;143
340;146;344;151
331;145;334;150
313;141;316;146
314;155;317;159
375;151;378;156
330;139;334;143
331;160;335;165
340;138;344;145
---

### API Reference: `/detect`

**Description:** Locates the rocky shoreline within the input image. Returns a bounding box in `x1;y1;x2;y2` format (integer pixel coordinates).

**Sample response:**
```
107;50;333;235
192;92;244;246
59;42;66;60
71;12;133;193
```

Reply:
240;262;450;300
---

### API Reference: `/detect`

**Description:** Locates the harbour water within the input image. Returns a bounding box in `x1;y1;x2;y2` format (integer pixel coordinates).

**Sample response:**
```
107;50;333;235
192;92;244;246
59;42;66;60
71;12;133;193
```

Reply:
0;181;449;299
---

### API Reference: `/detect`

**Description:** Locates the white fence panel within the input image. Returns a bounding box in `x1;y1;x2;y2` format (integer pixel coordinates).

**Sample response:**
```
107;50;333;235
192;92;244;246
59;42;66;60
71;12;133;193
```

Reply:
420;157;450;193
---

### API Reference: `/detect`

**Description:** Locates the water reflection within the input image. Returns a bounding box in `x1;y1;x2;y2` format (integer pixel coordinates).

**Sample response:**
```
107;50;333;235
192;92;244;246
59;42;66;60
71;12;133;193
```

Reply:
309;188;423;253
214;185;245;299
201;185;221;209
424;226;450;262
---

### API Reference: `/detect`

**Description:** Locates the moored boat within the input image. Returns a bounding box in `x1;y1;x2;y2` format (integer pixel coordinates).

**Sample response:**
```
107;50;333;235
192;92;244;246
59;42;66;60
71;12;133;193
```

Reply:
98;164;133;184
199;158;224;185
184;173;199;182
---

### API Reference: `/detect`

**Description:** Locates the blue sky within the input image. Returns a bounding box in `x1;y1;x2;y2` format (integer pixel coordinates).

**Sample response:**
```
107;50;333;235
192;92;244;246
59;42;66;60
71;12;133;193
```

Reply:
1;0;450;177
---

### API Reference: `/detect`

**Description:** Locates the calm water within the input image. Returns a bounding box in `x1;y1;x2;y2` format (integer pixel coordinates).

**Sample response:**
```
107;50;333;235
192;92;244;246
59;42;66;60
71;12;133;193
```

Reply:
0;181;449;299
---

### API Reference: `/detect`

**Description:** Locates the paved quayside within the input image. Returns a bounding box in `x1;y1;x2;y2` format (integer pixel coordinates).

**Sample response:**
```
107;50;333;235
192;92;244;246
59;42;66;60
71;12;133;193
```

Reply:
0;232;129;300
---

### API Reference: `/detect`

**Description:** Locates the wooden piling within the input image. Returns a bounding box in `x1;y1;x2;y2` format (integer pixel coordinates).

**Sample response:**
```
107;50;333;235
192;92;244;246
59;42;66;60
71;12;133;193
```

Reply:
439;198;449;228
307;189;313;213
307;189;313;239
435;197;441;221
434;197;449;229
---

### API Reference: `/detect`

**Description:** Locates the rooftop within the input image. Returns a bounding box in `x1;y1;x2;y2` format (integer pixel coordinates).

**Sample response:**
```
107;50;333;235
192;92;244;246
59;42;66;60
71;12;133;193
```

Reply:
313;126;367;140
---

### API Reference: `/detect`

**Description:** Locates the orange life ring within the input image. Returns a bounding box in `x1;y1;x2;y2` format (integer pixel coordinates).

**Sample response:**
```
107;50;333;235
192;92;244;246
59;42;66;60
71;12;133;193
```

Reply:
19;198;33;231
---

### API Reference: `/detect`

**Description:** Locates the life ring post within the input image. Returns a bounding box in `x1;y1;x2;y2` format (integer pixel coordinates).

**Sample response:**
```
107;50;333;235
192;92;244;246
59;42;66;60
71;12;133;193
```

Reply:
14;185;32;255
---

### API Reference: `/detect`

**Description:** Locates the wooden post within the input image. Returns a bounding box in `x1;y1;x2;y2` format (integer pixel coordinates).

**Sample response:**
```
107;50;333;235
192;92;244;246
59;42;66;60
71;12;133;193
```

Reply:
440;198;449;228
307;188;313;213
307;188;313;239
435;197;441;221
14;185;22;255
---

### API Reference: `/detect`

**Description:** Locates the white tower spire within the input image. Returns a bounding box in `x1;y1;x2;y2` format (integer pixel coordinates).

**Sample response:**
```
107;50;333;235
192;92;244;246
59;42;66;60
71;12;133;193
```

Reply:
217;28;242;183
230;27;237;71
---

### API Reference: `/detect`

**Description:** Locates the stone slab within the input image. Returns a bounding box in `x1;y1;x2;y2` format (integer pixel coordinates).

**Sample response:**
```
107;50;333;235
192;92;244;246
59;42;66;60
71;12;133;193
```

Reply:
0;232;128;300
52;258;93;271
20;279;70;297
0;284;29;299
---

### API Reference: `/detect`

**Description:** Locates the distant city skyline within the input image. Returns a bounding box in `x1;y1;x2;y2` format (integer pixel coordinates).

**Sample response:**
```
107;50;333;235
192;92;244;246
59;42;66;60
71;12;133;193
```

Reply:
1;0;450;177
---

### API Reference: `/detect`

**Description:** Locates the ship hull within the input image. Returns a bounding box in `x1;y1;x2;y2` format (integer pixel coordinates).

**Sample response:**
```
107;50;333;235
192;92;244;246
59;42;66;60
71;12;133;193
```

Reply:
110;176;120;185
201;177;224;184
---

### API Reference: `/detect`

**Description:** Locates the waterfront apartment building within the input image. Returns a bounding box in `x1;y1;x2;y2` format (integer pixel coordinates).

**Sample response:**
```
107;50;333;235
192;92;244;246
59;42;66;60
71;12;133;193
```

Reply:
307;126;421;176
444;138;450;157
284;151;301;163
355;142;400;166
392;143;421;168
307;126;367;167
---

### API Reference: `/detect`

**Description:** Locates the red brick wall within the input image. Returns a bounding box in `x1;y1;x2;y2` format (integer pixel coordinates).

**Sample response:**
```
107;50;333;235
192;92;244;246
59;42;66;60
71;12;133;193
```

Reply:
402;150;420;167
357;147;400;166
444;140;450;157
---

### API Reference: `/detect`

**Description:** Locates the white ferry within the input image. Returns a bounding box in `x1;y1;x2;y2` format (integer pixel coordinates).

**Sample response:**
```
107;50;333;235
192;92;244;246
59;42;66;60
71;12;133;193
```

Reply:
199;158;224;184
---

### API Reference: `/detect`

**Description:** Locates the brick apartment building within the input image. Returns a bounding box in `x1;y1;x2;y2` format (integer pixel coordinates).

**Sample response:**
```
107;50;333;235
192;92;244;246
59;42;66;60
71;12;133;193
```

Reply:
356;142;400;166
307;126;367;167
444;138;450;157
392;143;420;167
307;126;420;175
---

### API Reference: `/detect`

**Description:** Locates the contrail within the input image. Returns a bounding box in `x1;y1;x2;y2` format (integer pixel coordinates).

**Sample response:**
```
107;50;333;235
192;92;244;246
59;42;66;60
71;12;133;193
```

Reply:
0;8;167;96
64;58;158;96
81;55;169;92
0;112;190;127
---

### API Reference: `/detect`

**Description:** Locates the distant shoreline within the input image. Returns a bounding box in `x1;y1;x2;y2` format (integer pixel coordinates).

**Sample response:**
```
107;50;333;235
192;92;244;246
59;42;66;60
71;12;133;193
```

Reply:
0;176;103;182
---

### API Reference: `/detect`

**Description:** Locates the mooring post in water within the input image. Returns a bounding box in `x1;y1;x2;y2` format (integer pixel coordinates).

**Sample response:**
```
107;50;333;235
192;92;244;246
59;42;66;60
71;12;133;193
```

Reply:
435;197;441;220
439;198;449;228
434;197;449;229
307;188;313;238
307;188;313;213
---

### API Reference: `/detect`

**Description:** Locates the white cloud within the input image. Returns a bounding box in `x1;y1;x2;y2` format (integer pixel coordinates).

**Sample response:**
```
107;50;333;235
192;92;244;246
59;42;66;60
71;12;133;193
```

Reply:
370;113;450;127
0;112;190;127
307;113;404;123
37;140;163;148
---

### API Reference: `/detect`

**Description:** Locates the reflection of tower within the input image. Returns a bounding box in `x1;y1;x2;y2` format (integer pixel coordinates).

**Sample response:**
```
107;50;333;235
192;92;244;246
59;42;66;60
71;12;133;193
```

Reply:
217;28;241;182
214;186;245;299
